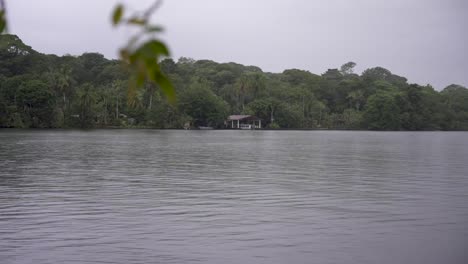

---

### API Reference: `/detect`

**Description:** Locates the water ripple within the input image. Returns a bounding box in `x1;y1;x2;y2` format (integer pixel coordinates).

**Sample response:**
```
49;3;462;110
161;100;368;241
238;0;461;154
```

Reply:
0;130;467;264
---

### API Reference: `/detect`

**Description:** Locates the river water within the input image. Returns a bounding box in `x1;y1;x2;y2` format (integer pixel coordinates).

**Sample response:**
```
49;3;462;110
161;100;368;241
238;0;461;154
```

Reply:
0;130;467;264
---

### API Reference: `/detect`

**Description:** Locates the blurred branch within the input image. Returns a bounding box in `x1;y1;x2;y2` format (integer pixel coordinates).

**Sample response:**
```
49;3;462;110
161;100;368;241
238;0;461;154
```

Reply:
143;0;162;20
112;1;176;105
0;0;175;104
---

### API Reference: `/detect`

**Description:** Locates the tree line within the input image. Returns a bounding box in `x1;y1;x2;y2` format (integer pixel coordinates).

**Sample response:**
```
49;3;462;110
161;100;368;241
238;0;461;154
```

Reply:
1;34;467;130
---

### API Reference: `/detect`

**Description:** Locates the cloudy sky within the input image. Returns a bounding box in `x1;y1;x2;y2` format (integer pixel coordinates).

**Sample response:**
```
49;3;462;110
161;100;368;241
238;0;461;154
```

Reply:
7;0;468;89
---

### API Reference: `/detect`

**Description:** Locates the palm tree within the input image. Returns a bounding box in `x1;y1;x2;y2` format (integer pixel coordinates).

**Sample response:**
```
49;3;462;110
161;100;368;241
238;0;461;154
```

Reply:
110;80;125;120
236;75;249;111
77;83;96;127
316;101;326;127
347;90;365;111
46;67;73;110
235;73;266;112
57;67;73;110
145;82;157;110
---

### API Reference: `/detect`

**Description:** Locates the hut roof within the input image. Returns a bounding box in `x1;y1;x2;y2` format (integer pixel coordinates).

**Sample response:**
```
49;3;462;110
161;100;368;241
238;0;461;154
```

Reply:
227;115;260;121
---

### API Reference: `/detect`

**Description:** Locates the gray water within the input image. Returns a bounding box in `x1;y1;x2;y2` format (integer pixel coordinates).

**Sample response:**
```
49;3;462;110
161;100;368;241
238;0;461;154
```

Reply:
0;130;467;264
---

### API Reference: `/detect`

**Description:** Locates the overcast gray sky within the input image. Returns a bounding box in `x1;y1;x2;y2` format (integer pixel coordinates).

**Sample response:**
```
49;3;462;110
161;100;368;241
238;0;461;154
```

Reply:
7;0;468;89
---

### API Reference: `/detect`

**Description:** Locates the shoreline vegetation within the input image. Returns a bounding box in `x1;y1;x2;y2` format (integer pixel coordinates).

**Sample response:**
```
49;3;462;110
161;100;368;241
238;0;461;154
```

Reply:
1;128;461;132
1;34;467;131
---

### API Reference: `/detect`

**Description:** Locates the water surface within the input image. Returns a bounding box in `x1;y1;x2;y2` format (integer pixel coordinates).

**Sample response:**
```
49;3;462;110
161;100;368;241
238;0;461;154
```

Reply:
1;130;467;264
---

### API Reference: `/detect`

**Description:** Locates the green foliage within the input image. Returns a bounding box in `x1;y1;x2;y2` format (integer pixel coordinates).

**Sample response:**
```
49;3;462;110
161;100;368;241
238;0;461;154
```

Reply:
340;62;356;75
0;0;6;33
364;92;401;130
0;10;5;34
440;84;468;130
16;80;56;128
269;122;280;129
179;81;228;128
0;34;467;130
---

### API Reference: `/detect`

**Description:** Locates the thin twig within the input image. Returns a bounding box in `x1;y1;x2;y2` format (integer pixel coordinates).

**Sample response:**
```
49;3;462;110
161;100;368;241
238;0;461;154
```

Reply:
143;0;163;19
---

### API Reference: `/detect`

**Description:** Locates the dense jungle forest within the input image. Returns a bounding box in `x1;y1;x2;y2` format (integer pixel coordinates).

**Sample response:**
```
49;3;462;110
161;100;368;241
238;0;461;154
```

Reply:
1;34;467;130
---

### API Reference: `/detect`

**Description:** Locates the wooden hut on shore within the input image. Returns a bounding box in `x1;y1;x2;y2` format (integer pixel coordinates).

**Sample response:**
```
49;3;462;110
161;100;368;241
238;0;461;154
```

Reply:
226;115;262;129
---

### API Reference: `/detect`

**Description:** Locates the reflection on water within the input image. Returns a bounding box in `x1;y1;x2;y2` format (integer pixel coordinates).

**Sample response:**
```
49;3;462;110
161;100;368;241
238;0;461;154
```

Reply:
0;130;467;264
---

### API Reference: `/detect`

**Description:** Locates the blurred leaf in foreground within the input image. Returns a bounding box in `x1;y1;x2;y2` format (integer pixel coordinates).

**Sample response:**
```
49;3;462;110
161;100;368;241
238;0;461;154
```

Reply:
112;1;176;105
0;0;7;33
112;4;124;26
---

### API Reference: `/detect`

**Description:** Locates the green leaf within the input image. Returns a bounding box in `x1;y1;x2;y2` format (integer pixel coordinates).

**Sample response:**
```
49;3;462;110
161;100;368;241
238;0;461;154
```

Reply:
127;70;146;106
142;40;170;57
119;48;130;62
145;25;164;33
135;70;146;88
0;10;6;33
112;4;124;26
154;72;176;104
127;80;137;106
128;18;147;26
128;50;141;64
